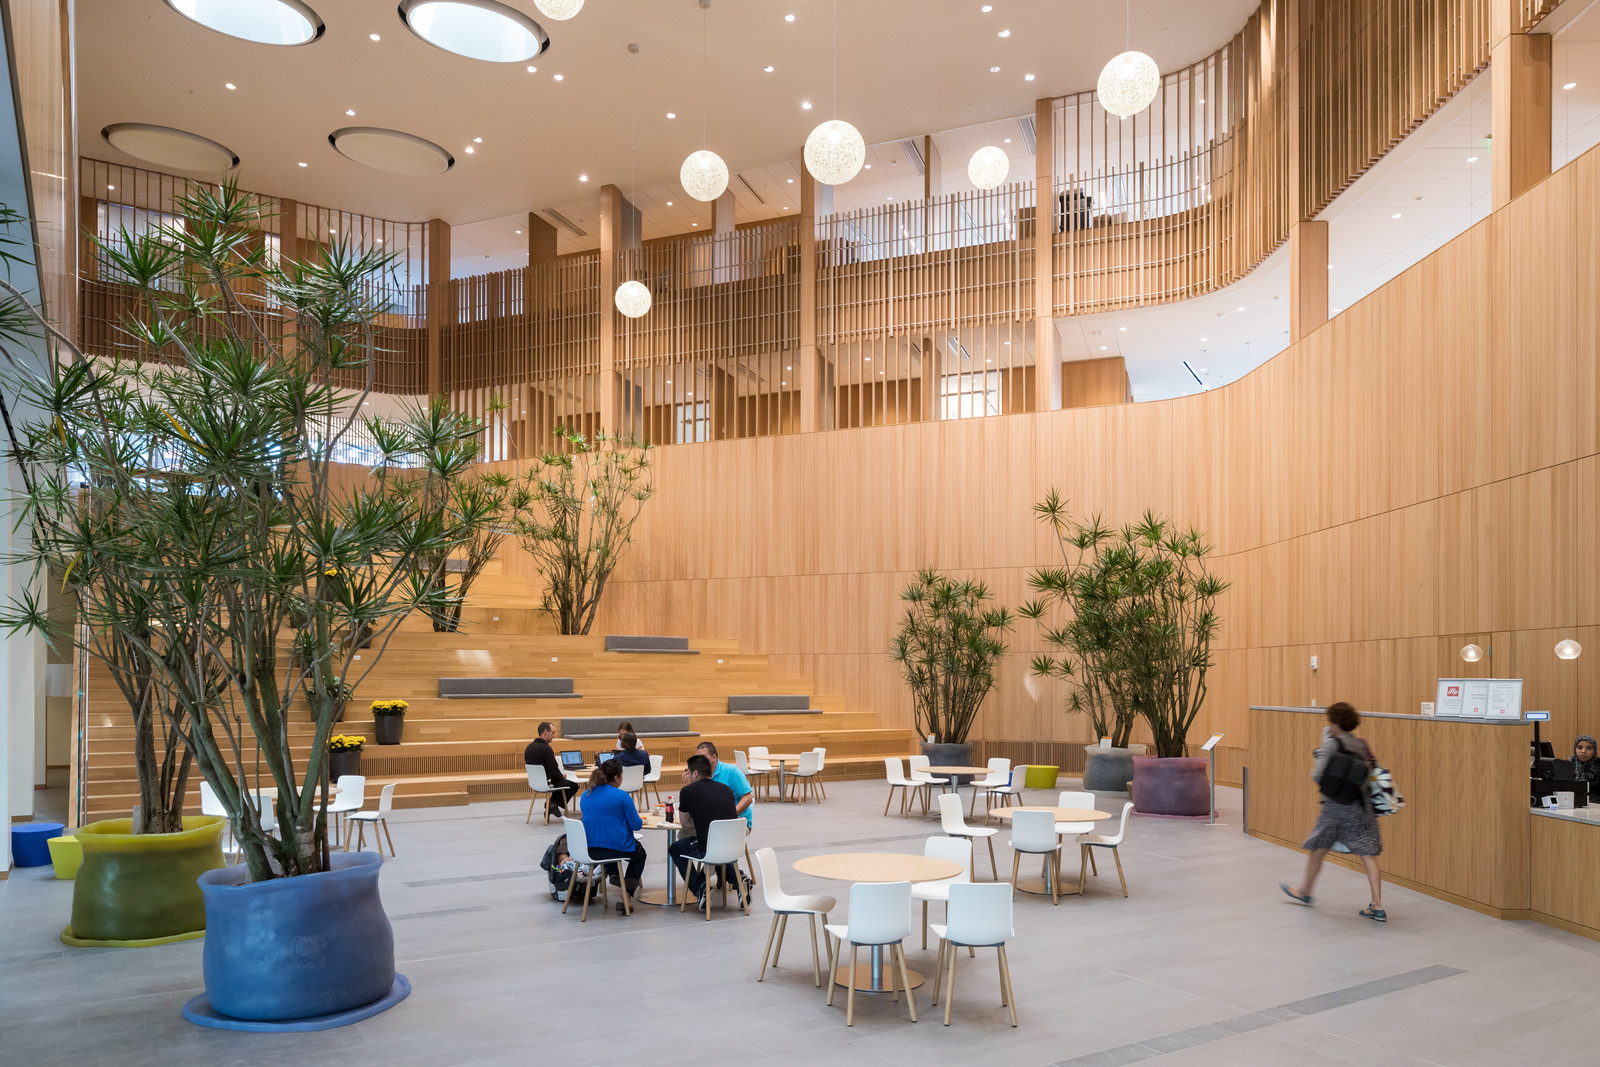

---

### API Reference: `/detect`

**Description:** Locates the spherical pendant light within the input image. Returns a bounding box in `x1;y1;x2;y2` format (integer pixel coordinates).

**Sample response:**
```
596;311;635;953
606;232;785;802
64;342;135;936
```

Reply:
1555;638;1584;660
967;145;1009;190
614;279;652;318
804;119;866;186
1096;50;1160;118
1459;643;1484;663
534;0;583;19
680;149;729;202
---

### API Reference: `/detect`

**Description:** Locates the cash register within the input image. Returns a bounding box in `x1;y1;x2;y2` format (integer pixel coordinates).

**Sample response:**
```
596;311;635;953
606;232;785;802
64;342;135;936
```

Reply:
1531;741;1591;807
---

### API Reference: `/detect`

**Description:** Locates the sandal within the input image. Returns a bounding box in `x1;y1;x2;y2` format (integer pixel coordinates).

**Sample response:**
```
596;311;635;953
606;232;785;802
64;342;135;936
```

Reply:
1280;883;1312;906
1360;905;1387;923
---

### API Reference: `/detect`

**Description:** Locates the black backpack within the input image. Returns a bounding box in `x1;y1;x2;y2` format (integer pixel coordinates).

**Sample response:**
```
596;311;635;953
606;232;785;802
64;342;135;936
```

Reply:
1318;737;1369;804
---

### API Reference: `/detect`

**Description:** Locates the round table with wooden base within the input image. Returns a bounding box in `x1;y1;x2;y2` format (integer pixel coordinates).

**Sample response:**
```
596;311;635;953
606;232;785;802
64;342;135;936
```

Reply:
762;754;806;803
793;852;962;993
632;818;699;908
990;806;1110;897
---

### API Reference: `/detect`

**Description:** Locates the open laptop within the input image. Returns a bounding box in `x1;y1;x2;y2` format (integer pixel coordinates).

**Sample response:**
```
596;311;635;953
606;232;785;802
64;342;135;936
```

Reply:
558;750;584;770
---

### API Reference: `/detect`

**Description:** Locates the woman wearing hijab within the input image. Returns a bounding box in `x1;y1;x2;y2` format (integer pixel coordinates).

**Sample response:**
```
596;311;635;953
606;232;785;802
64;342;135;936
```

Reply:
1571;735;1599;796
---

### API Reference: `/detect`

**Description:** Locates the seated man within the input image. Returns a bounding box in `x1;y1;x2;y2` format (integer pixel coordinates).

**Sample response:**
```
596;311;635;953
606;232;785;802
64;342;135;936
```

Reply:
694;741;754;829
611;731;651;769
523;721;580;816
669;754;739;906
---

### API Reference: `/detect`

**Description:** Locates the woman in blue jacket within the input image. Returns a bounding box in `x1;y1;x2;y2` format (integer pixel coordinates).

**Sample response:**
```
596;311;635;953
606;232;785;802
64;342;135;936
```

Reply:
581;760;646;911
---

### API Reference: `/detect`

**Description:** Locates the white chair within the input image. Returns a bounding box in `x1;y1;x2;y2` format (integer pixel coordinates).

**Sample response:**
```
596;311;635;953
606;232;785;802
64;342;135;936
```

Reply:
752;847;836;986
200;780;236;858
247;790;277;836
747;747;776;798
1078;801;1134;897
560;817;629;921
811;746;829;800
1054;790;1098;863
929;882;1018;1027
325;774;366;845
1008;808;1063;905
679;819;752;920
644;754;665;805
908;755;948;815
883;757;917;817
787;751;823;804
985;765;1026;821
526;765;559;824
620;763;646;808
347;783;396;857
911;834;971;949
823;881;917;1026
970;758;1011;816
938;792;999;880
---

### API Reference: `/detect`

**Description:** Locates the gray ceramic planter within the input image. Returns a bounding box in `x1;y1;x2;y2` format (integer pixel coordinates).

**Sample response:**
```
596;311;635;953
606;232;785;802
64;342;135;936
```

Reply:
920;742;975;785
1082;745;1136;794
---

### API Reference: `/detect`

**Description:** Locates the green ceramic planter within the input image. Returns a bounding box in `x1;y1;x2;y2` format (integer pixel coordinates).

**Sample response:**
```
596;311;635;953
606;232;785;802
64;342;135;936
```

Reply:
62;815;227;948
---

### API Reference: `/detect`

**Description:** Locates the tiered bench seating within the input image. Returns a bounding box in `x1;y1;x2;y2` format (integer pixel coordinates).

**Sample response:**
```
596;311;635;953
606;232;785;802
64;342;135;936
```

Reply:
439;677;581;699
604;635;698;654
728;695;820;715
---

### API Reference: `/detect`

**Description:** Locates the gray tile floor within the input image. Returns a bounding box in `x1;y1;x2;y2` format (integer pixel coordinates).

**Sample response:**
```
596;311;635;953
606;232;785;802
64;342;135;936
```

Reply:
4;779;1599;1066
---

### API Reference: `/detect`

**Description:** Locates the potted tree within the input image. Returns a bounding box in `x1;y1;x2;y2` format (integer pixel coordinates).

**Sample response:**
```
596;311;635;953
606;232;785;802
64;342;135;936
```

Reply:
370;700;408;745
890;570;1013;778
1025;501;1227;815
0;181;474;1028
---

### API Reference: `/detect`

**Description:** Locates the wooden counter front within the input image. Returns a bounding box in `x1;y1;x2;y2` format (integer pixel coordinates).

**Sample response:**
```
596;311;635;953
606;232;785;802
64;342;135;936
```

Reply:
1247;706;1532;915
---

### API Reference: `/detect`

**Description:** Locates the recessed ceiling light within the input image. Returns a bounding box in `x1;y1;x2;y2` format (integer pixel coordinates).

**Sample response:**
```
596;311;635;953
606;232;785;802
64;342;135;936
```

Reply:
1197;98;1204;104
329;227;336;234
786;177;794;183
1236;306;1244;312
553;73;564;80
1119;326;1126;331
225;82;237;90
990;65;1000;72
781;381;787;385
1199;337;1207;342
1100;345;1107;350
527;64;537;72
515;228;522;233
465;146;475;153
801;100;812;110
864;163;871;169
666;112;675;118
104;122;239;170
579;173;588;181
107;184;115;190
886;196;893;201
1024;73;1035;81
998;29;1010;37
370;32;380;40
473;136;482;143
786;365;792;369
1564;81;1578;90
865;356;871;361
691;222;697;226
981;4;992;10
399;0;549;63
764;65;774;73
1331;307;1342;313
784;13;795;21
1003;138;1011;143
1466;155;1478;162
1391;212;1401;219
165;0;324;46
330;127;454;174
666;200;673;205
298;160;307;166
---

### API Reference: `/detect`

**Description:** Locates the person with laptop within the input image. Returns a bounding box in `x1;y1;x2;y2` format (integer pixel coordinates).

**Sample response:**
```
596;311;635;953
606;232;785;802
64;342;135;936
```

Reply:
669;754;739;910
611;731;651;770
581;760;646;912
524;721;580;817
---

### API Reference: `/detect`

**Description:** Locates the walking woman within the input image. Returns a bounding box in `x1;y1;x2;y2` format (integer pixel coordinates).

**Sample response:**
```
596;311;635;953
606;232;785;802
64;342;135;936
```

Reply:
1280;702;1386;922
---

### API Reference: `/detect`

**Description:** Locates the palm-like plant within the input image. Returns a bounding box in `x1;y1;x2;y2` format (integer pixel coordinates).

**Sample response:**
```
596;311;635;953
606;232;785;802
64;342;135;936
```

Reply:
1021;492;1227;758
890;570;1014;745
510;429;652;635
0;181;478;879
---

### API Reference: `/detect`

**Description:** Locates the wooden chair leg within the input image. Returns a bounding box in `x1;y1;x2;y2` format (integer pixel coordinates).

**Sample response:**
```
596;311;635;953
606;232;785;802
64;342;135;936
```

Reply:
896;944;918;1022
773;913;788;966
562;870;578;914
930;938;946;1005
999;945;1018;1026
580;869;593;922
986;836;998;881
1051;849;1060;905
1113;847;1128;896
921;900;929;948
825;935;841;1006
1010;851;1021;887
846;946;858;1026
382;819;396;856
943;939;958;1026
526;796;537;823
996;948;1007;1007
755;915;780;979
1089;848;1098;875
1079;844;1090;891
808;914;822;987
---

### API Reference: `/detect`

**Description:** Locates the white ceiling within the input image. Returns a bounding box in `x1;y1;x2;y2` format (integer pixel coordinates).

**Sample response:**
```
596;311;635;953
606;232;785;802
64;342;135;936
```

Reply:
78;0;1257;267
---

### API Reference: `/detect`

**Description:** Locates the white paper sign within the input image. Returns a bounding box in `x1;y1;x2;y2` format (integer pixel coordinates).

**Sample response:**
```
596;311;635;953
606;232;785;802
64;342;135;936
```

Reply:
1485;679;1523;720
1436;679;1465;717
1200;732;1225;752
1460;679;1490;717
1420;702;1435;717
1435;678;1522;719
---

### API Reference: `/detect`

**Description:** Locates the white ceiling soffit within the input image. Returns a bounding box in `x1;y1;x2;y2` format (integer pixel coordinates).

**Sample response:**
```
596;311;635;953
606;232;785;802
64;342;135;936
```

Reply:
79;0;1258;227
101;122;239;172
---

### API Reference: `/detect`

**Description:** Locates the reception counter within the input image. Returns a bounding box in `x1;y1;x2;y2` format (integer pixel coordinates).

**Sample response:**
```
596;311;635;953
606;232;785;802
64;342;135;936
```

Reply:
1248;706;1600;940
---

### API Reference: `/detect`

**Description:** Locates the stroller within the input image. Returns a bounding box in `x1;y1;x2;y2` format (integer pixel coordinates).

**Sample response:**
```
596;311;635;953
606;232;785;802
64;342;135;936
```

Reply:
539;834;586;901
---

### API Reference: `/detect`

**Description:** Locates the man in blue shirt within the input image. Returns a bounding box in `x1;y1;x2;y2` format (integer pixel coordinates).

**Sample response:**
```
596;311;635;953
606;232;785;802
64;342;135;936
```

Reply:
695;741;753;828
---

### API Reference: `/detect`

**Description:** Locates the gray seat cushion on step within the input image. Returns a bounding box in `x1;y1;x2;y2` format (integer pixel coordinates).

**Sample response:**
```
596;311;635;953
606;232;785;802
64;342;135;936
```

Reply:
727;694;812;712
560;715;697;741
439;677;580;698
728;708;821;715
604;635;697;654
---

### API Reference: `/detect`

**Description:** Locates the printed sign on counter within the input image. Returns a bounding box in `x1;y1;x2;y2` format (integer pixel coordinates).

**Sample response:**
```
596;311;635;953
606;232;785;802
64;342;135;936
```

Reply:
1435;678;1522;719
1485;679;1523;720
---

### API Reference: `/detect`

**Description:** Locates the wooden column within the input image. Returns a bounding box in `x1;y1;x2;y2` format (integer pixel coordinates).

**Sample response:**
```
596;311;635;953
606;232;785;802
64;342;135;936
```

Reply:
526;211;556;265
921;134;942;200
424;217;450;398
712;187;736;284
798;160;832;433
1491;2;1552;210
1287;0;1328;341
599;184;640;436
919;335;938;422
1030;97;1060;412
278;199;301;357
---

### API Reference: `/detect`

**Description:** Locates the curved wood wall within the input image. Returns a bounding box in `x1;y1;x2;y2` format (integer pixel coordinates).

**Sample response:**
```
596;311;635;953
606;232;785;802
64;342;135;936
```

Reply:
571;141;1600;782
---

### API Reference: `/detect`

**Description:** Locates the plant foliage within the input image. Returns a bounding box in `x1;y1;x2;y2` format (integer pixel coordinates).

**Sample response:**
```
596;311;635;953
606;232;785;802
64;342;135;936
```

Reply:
889;569;1013;746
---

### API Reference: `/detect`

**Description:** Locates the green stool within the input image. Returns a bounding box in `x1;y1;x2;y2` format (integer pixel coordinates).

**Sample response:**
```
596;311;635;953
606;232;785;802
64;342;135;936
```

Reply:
1024;765;1060;789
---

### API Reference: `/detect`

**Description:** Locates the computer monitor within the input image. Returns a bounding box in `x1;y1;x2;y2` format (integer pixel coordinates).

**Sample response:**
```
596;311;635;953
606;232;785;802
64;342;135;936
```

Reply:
559;750;583;769
1531;740;1555;760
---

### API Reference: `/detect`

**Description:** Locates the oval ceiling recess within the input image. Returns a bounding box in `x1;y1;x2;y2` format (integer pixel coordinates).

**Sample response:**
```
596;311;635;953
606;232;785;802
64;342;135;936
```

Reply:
399;0;549;63
102;123;239;171
163;0;324;46
329;127;454;175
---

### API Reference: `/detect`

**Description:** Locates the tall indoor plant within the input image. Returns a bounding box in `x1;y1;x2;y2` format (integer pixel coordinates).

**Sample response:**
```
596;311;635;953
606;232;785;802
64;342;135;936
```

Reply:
890;569;1014;771
0;181;473;1024
510;428;653;635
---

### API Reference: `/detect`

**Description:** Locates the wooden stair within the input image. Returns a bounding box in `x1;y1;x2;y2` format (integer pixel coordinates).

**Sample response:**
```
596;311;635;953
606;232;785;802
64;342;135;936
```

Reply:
81;616;918;819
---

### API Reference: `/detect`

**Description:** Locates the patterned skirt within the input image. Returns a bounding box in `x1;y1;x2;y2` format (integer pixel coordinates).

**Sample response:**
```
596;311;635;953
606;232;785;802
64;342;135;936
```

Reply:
1302;798;1382;856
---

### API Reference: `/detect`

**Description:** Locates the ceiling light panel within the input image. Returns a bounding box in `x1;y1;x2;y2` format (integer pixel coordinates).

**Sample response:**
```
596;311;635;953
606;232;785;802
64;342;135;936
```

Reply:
329;127;454;174
103;123;239;171
164;0;323;46
400;0;549;63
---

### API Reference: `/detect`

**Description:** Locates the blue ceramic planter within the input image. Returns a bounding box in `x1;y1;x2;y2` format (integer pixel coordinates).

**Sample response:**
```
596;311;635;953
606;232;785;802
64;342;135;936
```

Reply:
196;852;396;1022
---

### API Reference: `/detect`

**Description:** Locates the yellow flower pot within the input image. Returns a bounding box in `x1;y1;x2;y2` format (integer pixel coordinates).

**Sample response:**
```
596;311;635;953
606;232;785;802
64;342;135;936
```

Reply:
61;815;227;948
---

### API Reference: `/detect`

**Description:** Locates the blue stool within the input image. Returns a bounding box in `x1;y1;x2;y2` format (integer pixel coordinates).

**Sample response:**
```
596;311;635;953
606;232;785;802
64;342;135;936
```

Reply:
11;822;64;867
